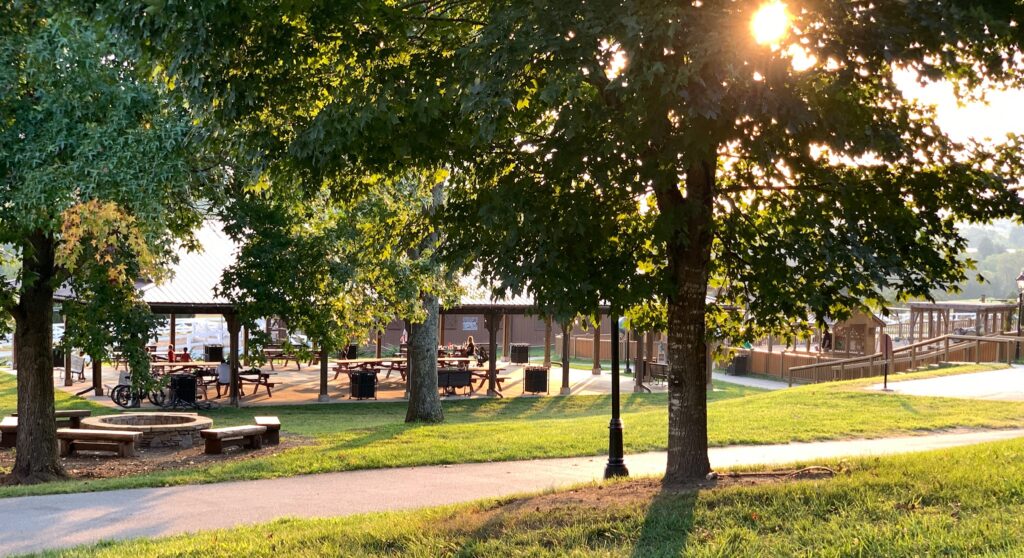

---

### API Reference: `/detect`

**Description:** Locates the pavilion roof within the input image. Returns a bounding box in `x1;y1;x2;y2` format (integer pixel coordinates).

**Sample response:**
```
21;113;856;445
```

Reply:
906;299;1017;312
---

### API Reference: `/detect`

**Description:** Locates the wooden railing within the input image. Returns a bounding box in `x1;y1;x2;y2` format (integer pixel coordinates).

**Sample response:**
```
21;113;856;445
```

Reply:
785;333;1023;386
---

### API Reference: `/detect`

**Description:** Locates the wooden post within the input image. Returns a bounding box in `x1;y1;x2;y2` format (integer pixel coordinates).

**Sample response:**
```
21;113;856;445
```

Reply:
439;314;446;346
64;314;73;387
944;337;950;362
592;315;601;375
375;330;383;358
561;322;571;395
501;314;511;361
634;331;646;393
318;345;329;402
486;312;500;396
242;325;249;366
226;313;241;407
975;338;981;364
543;316;552;367
169;313;177;356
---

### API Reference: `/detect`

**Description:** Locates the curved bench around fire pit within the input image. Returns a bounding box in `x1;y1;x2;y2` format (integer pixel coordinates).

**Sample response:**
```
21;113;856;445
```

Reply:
80;413;213;449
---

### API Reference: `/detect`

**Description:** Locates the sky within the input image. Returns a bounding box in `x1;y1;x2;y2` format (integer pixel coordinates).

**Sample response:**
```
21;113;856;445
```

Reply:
893;71;1024;144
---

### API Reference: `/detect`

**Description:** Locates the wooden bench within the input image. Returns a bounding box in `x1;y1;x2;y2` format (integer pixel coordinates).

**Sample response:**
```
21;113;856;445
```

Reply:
57;428;142;457
0;417;17;448
13;409;91;429
200;425;267;455
254;416;281;445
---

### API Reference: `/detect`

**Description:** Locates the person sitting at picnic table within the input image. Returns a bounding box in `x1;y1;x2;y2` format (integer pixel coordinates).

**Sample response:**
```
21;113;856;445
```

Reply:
464;336;475;357
178;347;191;363
166;343;176;363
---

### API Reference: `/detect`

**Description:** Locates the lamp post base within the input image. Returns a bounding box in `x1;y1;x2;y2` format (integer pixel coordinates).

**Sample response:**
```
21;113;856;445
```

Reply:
604;418;629;479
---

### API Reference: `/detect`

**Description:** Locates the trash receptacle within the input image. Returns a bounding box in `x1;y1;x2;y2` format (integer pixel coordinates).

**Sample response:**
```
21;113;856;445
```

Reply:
346;344;359;360
510;343;530;364
204;345;224;363
731;354;750;375
524;366;549;394
349;371;377;400
170;374;197;405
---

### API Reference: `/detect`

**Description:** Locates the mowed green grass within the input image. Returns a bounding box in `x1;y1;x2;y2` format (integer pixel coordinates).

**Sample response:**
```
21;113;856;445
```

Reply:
2;363;1023;499
43;436;1024;557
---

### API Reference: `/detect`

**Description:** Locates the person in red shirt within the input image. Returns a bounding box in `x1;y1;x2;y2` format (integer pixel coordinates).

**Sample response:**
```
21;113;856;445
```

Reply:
179;347;192;363
167;344;176;362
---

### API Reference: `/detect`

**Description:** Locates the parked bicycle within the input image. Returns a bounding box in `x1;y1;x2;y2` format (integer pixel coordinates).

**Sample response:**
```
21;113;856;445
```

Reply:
110;373;170;409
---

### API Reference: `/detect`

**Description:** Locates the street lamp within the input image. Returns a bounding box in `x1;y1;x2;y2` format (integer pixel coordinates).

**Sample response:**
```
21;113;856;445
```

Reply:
604;311;629;479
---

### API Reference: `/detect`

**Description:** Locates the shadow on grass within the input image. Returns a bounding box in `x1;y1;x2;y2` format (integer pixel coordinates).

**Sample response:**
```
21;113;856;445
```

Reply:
631;486;696;557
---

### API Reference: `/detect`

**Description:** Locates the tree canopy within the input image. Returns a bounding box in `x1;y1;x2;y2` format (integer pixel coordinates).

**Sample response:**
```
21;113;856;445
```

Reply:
0;3;210;483
117;0;1024;482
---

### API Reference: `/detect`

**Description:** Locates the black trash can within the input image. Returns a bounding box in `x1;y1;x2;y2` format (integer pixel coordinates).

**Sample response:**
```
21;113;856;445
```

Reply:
170;374;197;405
52;346;65;368
350;371;377;400
510;343;530;364
346;344;359;360
204;344;224;363
524;366;549;394
731;354;750;376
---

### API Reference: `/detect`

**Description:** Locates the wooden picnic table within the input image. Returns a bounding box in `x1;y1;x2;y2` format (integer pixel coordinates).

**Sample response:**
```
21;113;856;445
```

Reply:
148;361;220;375
239;370;277;398
332;357;406;379
263;348;302;370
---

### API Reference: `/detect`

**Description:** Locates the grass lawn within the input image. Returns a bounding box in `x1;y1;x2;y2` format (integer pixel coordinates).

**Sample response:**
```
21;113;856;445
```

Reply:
1;363;1023;499
43;436;1024;557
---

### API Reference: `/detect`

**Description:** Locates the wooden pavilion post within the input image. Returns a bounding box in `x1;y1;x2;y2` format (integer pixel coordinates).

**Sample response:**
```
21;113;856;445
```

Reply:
439;314;446;346
634;331;646;393
592;315;602;375
169;313;176;355
63;314;73;387
543;316;552;367
375;330;383;358
501;314;511;361
226;313;241;407
318;345;330;402
242;326;249;366
485;311;500;396
560;321;571;395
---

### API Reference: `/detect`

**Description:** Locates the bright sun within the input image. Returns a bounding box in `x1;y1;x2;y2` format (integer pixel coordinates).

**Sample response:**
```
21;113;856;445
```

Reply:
751;1;790;46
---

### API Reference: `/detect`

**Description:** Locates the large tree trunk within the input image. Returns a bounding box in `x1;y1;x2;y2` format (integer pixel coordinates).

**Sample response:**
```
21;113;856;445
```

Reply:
405;293;444;423
659;157;716;485
8;232;64;484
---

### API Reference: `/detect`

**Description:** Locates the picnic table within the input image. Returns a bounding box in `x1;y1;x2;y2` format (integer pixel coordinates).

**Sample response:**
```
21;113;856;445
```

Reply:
149;361;220;375
263;348;302;370
239;370;277;398
332;357;406;379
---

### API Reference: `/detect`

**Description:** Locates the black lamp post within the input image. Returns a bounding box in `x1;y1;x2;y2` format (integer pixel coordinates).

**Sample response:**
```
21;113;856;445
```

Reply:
604;311;629;478
1015;269;1024;361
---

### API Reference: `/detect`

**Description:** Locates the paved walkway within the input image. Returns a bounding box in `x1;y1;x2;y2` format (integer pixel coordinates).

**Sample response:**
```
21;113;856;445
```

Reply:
869;367;1024;401
712;372;789;391
2;428;1022;555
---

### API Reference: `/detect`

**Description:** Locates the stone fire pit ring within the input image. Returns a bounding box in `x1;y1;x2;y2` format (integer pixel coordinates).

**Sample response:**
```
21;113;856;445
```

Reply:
80;412;213;449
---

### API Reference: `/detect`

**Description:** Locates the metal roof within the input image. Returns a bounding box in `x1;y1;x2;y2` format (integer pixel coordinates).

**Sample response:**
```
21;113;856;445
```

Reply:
137;221;237;313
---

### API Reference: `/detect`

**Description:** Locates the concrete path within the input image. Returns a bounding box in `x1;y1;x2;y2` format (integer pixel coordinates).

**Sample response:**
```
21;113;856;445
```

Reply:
712;372;789;391
869;367;1024;401
3;428;1023;556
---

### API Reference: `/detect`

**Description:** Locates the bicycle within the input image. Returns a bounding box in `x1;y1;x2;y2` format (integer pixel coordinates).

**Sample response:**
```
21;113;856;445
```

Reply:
110;374;170;409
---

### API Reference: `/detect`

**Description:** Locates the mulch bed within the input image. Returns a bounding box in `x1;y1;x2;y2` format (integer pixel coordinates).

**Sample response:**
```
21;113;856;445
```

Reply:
0;435;312;480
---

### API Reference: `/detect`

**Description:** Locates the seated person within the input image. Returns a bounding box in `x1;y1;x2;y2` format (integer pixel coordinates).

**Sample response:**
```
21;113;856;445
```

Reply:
464;336;476;357
216;361;232;397
166;344;176;363
178;347;192;362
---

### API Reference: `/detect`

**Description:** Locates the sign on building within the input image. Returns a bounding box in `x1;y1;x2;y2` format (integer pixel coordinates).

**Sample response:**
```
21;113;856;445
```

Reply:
462;317;478;331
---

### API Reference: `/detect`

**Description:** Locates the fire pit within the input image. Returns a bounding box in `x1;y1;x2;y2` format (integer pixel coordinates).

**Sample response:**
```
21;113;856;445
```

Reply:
80;413;212;449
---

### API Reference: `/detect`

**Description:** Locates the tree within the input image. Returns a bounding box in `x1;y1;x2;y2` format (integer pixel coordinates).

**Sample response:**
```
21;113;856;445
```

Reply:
118;1;1024;484
0;6;204;484
218;170;451;419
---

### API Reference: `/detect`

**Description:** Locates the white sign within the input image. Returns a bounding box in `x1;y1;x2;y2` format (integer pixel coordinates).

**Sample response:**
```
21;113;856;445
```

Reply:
462;317;478;331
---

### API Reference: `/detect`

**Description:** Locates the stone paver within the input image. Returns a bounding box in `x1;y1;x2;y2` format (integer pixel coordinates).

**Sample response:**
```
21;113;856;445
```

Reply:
869;367;1024;401
1;428;1022;556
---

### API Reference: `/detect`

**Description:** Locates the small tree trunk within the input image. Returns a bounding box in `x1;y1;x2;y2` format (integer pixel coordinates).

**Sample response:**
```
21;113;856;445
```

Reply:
405;293;444;423
9;232;64;484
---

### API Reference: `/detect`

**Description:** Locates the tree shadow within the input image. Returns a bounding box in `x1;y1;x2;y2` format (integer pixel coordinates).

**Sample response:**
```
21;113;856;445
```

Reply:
630;486;696;557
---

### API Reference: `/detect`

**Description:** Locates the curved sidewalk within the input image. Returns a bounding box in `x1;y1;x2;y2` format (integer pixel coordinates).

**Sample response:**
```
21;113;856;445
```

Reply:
2;428;1023;556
